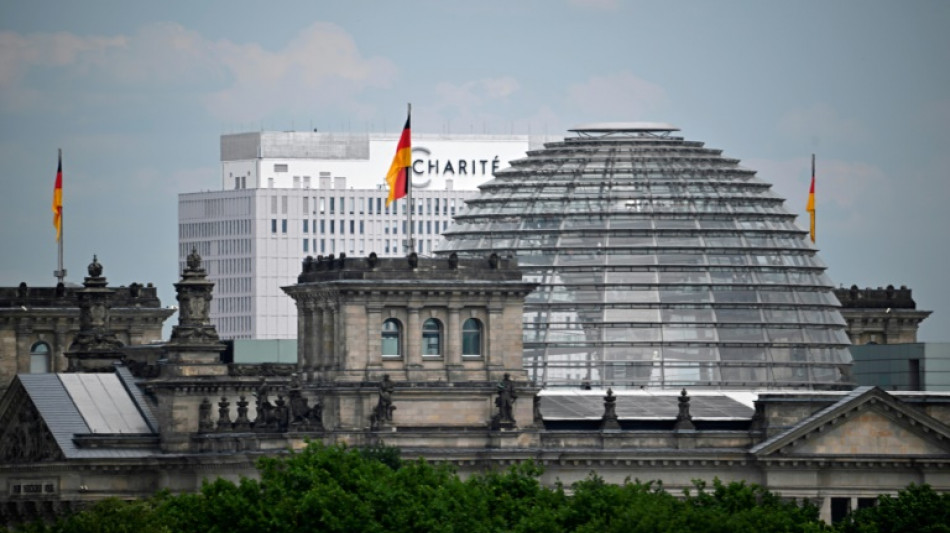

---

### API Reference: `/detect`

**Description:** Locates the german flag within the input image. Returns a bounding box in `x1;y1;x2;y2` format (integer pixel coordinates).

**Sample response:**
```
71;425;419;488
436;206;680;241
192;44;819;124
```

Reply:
807;154;816;243
52;150;63;242
385;114;411;206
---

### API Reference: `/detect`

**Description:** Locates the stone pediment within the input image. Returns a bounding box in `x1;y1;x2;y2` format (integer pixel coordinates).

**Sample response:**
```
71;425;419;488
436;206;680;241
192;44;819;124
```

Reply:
751;387;950;458
0;378;64;464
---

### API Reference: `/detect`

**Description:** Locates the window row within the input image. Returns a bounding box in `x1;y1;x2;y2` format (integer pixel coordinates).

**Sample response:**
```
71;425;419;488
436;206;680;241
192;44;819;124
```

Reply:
381;318;483;358
269;193;463;217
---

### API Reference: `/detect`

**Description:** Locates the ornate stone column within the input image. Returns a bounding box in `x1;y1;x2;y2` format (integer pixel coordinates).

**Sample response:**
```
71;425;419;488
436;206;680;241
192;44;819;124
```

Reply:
163;249;226;377
486;304;505;380
322;304;335;371
406;307;422;380
64;256;124;373
366;304;383;372
298;300;312;374
307;302;323;372
445;304;463;381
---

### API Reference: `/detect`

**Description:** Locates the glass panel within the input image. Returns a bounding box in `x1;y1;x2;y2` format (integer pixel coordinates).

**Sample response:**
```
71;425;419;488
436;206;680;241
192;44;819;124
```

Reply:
717;327;765;342
714;309;762;323
767;328;804;343
659;287;712;304
381;319;401;357
721;366;769;384
603;308;661;323
30;354;49;374
662;346;717;361
462;318;482;356
606;288;658;303
720;347;767;361
606;272;657;284
713;289;757;303
603;346;660;362
661;308;715;323
662;326;717;342
422;319;442;356
605;327;660;342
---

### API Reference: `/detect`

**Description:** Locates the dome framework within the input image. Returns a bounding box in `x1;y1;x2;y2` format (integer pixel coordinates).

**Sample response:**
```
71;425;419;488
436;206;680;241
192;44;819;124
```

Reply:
439;124;851;390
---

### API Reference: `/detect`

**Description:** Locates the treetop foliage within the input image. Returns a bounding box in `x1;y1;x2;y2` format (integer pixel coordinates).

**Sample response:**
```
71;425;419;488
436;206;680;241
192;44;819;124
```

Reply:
5;443;947;533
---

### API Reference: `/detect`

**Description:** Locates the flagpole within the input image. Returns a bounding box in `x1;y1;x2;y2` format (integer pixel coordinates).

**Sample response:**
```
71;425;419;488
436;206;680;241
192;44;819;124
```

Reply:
54;148;67;284
406;102;414;255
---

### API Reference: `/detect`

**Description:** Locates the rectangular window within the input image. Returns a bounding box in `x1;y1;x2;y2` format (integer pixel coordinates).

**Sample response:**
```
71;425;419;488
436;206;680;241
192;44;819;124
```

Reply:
303;239;309;252
830;498;851;524
274;164;288;172
359;198;365;214
281;219;287;233
340;220;345;235
303;220;309;233
426;221;431;234
377;198;382;214
330;220;335;233
320;220;325;233
367;198;373;215
271;196;278;214
330;198;335;214
359;221;364;234
293;176;300;188
304;176;311;188
402;221;407;234
350;220;355;234
320;239;325;253
349;198;355;214
303;197;309;213
271;219;277;233
281;196;288;214
320;197;325;213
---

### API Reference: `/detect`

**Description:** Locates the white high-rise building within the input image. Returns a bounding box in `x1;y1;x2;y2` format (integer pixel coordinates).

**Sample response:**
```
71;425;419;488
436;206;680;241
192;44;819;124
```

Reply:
178;131;551;339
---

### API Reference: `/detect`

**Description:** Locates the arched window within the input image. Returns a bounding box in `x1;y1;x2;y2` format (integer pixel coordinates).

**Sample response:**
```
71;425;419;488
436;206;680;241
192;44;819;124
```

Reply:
381;318;402;357
422;318;443;357
30;341;51;373
462;318;483;357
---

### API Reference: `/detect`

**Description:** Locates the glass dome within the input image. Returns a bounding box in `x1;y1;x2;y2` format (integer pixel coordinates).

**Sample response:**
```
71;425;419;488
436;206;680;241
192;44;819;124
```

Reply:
438;124;852;390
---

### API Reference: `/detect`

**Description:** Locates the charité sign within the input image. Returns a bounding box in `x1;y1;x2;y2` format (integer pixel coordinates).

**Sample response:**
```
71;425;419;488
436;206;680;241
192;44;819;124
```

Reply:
409;146;503;188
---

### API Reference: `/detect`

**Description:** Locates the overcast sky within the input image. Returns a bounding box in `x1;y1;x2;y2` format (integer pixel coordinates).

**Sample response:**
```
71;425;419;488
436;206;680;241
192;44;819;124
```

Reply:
1;0;948;341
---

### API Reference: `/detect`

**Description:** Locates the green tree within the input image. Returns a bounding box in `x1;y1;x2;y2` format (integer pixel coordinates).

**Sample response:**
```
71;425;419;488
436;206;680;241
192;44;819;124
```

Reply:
8;444;834;533
837;483;950;533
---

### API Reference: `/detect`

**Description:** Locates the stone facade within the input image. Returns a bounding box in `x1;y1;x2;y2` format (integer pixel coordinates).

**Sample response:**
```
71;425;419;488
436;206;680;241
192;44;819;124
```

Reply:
283;252;539;440
0;261;173;397
834;285;932;345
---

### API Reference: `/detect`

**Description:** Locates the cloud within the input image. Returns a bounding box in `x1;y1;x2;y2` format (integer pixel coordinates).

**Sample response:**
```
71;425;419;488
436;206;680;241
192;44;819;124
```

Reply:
777;103;868;145
567;0;621;10
208;22;397;121
567;72;669;120
434;77;520;109
0;22;396;121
